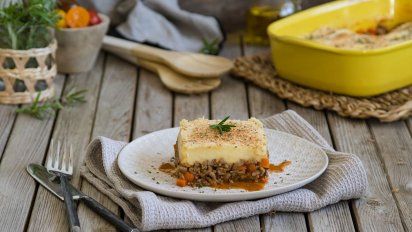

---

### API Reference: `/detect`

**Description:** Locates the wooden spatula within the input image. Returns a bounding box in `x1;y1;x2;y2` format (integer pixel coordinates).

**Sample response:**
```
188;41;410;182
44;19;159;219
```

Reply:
106;51;221;94
103;36;233;79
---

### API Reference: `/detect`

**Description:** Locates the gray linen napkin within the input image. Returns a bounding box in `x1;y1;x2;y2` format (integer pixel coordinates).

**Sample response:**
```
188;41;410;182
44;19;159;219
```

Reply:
81;110;367;231
79;0;224;52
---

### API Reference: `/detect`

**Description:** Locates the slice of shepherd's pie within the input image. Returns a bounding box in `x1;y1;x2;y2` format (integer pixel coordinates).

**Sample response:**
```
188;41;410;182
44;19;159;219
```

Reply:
163;117;277;191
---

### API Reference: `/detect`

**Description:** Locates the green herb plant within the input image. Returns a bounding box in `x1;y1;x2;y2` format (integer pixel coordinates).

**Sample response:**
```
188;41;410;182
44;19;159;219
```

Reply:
199;38;219;55
210;116;236;134
16;88;87;120
0;0;59;50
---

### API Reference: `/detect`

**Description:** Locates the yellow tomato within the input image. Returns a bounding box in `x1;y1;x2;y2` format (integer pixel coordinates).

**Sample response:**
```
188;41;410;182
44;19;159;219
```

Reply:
56;9;67;28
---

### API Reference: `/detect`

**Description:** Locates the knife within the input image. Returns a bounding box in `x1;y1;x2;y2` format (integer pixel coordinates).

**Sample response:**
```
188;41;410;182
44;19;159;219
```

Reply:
27;164;138;232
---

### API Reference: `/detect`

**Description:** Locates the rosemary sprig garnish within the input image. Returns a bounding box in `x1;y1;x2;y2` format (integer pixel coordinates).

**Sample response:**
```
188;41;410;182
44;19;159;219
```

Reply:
62;88;87;106
16;87;87;119
210;116;236;134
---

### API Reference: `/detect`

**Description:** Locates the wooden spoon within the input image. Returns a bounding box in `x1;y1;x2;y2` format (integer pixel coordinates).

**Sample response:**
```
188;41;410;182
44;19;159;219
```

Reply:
103;36;233;79
106;51;221;94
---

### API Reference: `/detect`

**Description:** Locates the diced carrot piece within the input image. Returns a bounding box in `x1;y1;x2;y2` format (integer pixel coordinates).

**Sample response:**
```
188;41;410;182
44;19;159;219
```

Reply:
261;158;270;168
183;172;195;182
260;177;269;183
176;178;187;187
247;164;257;172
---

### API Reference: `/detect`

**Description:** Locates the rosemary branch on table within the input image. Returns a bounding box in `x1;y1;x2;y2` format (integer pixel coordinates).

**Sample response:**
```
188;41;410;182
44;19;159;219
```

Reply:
199;38;219;55
210;116;236;134
62;88;87;106
16;92;62;119
16;88;87;120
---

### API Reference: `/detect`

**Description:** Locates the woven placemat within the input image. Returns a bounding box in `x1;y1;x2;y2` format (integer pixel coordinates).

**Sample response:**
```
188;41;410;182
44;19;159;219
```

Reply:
231;53;412;122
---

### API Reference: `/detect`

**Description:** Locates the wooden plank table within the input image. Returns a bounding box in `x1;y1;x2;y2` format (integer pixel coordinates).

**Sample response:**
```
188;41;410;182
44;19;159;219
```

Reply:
0;34;411;232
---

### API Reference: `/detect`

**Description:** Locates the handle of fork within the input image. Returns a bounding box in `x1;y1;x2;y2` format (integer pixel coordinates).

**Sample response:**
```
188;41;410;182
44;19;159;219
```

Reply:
59;174;81;232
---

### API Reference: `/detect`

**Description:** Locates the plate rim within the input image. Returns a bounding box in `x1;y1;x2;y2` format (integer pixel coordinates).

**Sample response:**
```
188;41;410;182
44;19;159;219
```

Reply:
118;127;328;202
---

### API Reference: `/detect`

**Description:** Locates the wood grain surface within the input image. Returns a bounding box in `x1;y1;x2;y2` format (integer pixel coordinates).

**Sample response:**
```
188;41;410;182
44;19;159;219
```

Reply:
0;75;65;232
27;55;104;232
327;114;405;232
77;54;137;232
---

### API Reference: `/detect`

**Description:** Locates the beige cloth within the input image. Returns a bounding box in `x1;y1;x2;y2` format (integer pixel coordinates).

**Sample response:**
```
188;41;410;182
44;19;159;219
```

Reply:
81;110;368;231
79;0;224;52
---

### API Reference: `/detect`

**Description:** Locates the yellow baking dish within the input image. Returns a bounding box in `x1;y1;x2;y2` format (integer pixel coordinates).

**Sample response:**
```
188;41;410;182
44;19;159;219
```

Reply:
267;0;412;97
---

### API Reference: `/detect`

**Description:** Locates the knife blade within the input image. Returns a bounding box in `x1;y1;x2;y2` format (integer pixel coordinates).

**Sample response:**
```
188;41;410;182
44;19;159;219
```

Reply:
27;163;83;200
27;163;138;232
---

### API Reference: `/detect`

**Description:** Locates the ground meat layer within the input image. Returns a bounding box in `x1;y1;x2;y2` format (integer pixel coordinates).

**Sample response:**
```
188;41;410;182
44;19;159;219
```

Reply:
173;158;268;187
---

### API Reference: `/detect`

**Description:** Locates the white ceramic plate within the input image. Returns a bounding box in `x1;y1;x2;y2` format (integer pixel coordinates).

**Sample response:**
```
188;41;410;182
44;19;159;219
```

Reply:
118;128;328;202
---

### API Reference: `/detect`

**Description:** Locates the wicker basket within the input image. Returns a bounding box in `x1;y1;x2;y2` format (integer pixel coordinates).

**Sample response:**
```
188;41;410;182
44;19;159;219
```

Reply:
0;40;57;104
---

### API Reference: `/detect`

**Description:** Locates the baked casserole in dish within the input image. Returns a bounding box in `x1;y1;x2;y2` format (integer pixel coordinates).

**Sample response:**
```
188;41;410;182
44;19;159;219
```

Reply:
267;0;412;97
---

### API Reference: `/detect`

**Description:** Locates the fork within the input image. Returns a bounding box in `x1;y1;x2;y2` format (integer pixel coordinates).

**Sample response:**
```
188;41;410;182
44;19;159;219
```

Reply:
46;140;80;232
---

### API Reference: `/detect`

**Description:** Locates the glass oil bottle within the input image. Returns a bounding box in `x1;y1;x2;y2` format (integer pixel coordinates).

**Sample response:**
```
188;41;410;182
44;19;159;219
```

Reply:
244;0;302;45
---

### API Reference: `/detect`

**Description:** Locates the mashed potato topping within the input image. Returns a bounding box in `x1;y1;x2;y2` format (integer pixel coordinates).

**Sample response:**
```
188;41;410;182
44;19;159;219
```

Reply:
306;22;412;49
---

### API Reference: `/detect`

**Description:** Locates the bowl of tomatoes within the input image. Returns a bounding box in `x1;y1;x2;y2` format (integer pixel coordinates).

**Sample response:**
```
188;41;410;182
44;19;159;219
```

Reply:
55;5;110;73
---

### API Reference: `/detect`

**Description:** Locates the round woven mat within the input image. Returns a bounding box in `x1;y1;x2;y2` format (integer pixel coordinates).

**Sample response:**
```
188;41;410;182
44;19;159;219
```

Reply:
232;53;412;122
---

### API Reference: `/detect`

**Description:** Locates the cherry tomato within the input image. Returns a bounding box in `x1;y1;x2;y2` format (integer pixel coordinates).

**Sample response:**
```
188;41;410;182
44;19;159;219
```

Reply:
88;10;102;26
